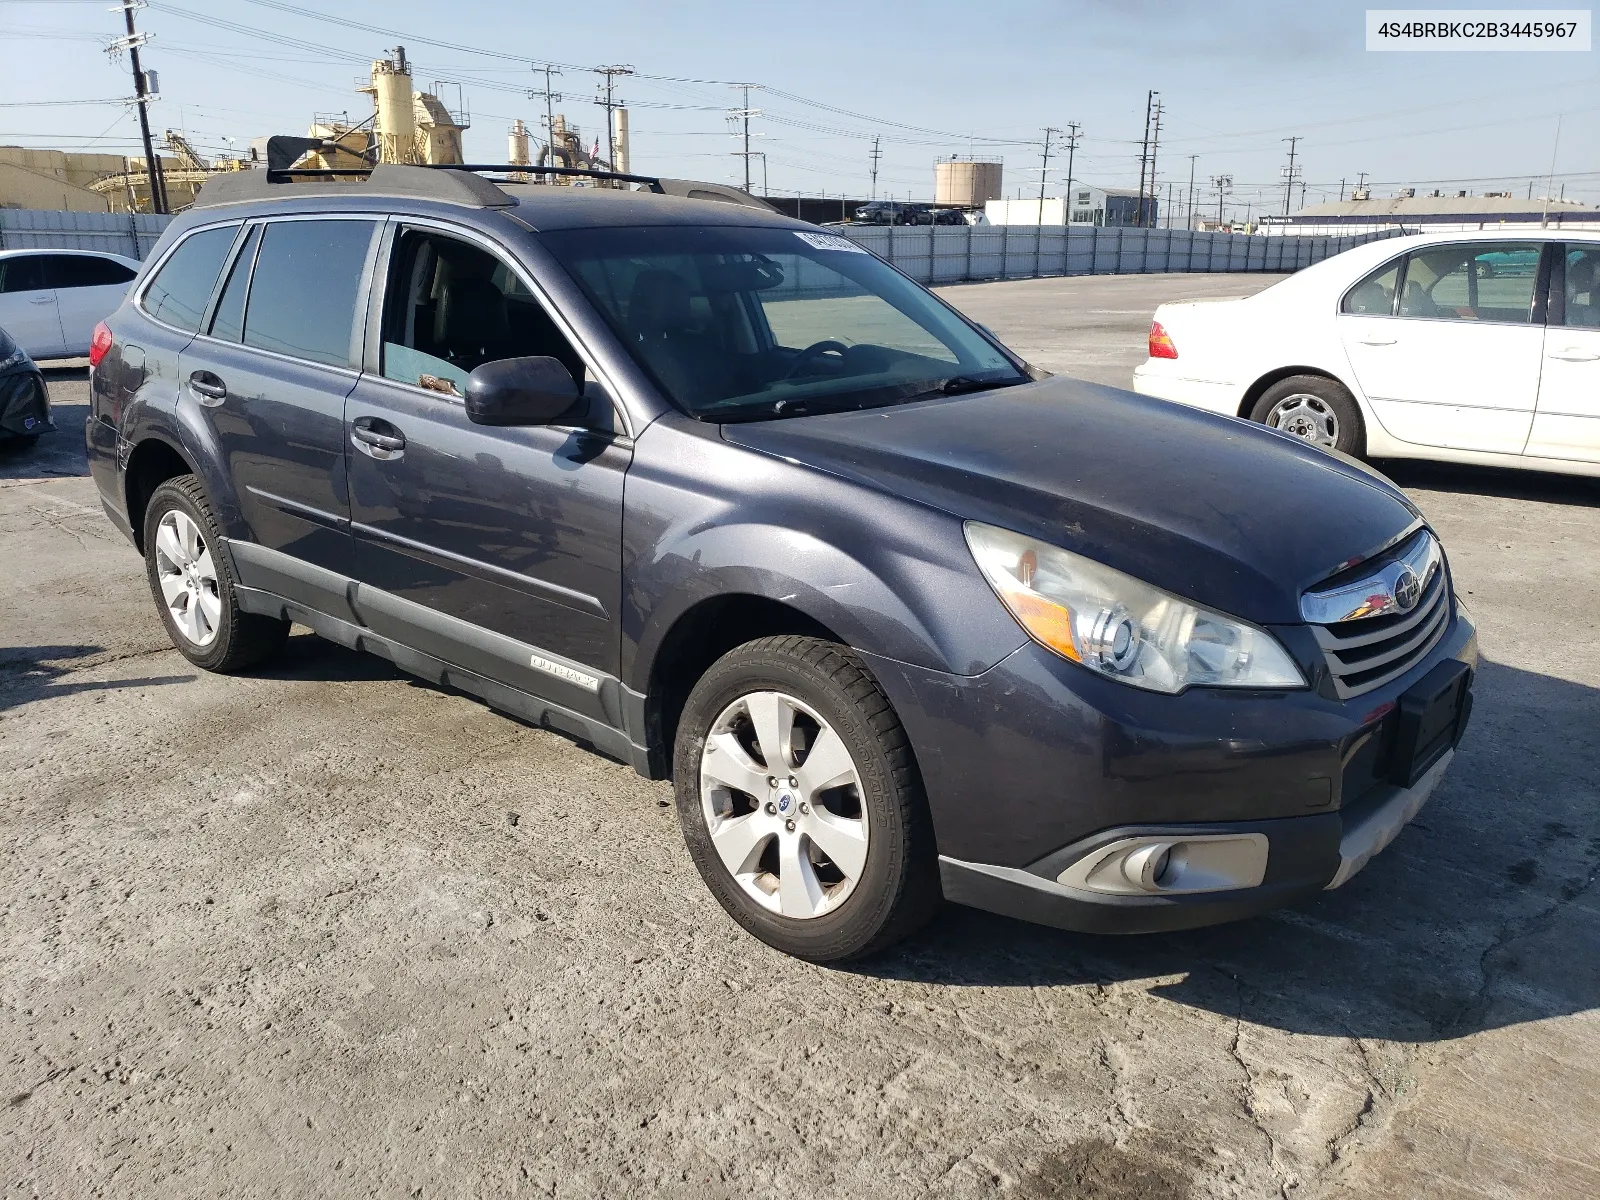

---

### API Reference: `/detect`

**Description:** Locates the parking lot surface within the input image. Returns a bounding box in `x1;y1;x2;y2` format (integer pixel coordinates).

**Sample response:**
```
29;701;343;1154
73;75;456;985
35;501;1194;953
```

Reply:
3;274;1597;1199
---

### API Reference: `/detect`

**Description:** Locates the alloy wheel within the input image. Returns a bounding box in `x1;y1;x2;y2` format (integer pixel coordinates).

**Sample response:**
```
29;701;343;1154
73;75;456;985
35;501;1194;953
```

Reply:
153;509;222;647
698;689;869;920
1266;393;1340;448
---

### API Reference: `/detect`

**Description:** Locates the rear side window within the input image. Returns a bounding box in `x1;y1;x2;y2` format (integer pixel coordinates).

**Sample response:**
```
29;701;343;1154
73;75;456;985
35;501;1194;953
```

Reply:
243;219;376;367
0;256;48;294
1341;259;1400;315
142;226;236;332
45;255;138;289
207;224;262;344
1562;245;1600;328
1397;242;1541;323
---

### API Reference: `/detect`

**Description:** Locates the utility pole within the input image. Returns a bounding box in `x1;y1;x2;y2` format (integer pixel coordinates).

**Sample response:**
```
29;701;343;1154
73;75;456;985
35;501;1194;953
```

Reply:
1210;174;1232;228
111;1;166;214
593;64;634;170
1146;97;1163;227
726;83;760;192
1062;122;1080;223
1281;135;1301;216
530;64;562;177
868;135;882;200
1037;126;1058;223
1136;90;1156;227
1186;153;1198;230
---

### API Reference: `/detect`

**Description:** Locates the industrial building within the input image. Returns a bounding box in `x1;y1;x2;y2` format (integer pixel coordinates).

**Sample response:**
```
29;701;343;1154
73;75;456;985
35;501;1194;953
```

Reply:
985;186;1154;227
0;147;185;213
1262;190;1600;236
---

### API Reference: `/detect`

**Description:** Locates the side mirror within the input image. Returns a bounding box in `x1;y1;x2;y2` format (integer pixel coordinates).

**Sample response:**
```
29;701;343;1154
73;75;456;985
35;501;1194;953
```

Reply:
465;356;579;426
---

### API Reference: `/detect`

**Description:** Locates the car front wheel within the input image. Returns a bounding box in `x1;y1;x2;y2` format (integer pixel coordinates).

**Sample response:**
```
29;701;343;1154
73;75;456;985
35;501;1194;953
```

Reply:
1250;374;1365;457
142;474;289;672
672;635;939;962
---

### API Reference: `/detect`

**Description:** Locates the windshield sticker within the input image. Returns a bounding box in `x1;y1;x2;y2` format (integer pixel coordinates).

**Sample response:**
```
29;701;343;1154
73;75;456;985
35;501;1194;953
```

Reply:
794;231;868;254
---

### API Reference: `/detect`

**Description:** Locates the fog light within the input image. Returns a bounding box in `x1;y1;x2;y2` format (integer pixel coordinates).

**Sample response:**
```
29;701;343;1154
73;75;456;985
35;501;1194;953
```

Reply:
1056;832;1269;896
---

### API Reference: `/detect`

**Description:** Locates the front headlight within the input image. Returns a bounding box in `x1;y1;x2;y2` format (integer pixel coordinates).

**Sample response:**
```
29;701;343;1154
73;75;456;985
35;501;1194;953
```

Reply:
964;521;1306;695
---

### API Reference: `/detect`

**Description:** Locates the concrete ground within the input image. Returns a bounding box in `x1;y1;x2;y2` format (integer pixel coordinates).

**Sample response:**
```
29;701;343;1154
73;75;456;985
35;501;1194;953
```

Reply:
3;276;1597;1199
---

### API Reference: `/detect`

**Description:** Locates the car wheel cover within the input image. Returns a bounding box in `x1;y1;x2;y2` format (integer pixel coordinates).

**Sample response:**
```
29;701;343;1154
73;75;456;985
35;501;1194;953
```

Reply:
154;508;222;648
698;689;869;920
1267;394;1340;448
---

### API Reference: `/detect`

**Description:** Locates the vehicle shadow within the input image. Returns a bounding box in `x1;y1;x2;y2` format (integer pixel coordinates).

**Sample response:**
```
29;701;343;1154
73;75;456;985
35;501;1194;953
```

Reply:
0;400;90;480
856;657;1600;1046
1378;458;1599;507
0;643;192;713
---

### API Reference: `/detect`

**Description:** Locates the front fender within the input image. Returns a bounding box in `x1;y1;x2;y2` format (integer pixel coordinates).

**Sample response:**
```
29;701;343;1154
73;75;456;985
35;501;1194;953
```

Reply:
620;417;1027;692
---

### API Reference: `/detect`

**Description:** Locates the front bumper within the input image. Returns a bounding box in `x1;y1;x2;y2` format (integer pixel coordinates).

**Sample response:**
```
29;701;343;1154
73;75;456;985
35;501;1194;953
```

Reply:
938;749;1455;934
861;604;1478;935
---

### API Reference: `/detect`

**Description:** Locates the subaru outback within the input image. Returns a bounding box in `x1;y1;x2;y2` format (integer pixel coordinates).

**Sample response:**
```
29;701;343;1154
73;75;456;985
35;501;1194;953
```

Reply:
86;163;1476;962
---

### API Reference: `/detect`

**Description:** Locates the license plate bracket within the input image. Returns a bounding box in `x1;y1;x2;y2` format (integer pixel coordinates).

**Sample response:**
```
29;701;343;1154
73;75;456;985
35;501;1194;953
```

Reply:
1387;660;1472;787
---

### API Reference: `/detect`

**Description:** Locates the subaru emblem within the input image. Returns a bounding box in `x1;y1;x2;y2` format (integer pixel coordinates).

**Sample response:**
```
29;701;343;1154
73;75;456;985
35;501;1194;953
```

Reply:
1392;567;1422;613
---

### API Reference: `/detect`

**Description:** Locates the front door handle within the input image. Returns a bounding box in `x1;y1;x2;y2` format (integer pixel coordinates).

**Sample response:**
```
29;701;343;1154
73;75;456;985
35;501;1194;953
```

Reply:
188;370;228;402
351;415;405;457
1547;349;1600;362
1357;337;1397;346
29;295;55;305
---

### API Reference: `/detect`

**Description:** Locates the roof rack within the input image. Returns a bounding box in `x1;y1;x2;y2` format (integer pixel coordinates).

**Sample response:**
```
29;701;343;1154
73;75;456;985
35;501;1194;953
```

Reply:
194;135;775;212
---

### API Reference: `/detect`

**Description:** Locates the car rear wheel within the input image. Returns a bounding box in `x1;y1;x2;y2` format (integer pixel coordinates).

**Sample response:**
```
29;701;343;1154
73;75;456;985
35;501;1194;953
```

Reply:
672;635;939;962
143;474;288;672
1250;375;1364;457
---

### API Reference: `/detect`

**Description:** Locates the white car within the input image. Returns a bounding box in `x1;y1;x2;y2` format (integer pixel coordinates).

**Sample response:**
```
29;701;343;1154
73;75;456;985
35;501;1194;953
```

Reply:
1133;230;1600;477
0;248;141;361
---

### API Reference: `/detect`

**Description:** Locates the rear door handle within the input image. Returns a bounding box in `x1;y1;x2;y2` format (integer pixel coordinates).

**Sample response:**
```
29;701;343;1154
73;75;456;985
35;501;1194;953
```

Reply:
351;415;405;456
1547;349;1600;362
188;370;228;402
1357;337;1397;346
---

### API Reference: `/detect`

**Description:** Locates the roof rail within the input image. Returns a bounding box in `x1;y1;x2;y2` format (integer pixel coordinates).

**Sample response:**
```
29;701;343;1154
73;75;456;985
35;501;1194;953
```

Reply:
193;136;776;212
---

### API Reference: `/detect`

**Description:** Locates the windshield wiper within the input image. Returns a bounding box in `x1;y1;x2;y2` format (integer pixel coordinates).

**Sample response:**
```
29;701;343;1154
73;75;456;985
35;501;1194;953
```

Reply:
900;375;1025;402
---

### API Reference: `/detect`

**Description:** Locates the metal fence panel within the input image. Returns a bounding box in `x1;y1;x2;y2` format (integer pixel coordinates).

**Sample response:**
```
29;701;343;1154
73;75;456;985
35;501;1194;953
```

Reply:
838;223;1396;285
0;209;172;259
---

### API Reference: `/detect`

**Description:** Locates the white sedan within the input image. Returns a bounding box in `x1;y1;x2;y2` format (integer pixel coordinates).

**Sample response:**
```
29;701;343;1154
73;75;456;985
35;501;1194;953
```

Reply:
0;248;141;361
1133;230;1600;477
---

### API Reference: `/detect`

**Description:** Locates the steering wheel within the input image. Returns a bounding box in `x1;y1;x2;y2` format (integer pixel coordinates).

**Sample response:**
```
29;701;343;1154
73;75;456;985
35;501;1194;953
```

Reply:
783;340;850;380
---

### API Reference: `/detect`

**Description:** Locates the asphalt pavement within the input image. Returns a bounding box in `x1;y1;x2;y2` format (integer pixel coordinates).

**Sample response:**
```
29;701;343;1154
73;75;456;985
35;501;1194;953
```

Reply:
2;276;1596;1199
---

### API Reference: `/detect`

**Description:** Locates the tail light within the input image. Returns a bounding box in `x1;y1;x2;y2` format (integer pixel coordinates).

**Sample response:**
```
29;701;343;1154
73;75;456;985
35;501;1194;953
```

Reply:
1148;320;1178;360
88;321;114;369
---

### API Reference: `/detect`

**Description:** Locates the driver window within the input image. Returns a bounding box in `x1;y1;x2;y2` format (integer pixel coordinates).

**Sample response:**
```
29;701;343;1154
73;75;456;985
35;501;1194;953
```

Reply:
380;228;586;399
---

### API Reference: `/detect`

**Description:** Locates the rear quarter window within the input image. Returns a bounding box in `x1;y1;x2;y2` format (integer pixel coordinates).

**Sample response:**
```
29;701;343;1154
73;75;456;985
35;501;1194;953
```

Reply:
142;226;237;332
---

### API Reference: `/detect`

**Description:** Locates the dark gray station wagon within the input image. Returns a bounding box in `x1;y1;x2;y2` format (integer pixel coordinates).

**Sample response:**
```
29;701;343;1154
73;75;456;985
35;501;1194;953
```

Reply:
86;164;1476;962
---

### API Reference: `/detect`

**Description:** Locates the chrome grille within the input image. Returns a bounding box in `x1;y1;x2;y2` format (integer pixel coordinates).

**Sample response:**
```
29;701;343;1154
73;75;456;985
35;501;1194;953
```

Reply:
1305;531;1451;699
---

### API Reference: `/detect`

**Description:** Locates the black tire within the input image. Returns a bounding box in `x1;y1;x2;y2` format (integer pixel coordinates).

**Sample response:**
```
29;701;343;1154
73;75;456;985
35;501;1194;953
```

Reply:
142;474;289;672
1249;374;1365;457
672;635;940;963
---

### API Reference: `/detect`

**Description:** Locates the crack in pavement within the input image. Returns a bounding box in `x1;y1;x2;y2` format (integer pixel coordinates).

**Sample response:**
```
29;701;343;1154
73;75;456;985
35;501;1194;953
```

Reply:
1218;968;1293;1200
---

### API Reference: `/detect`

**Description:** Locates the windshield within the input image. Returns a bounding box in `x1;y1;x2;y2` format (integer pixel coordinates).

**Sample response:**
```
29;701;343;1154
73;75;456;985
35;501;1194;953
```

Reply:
540;225;1026;420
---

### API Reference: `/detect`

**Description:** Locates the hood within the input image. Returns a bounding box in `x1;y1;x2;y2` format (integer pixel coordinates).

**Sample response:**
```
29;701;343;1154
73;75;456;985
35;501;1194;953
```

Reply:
722;377;1423;625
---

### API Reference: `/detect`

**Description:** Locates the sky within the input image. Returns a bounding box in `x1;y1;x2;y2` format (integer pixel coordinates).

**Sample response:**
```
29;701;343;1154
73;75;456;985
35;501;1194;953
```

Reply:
3;0;1597;219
